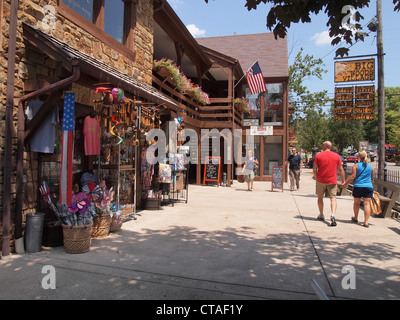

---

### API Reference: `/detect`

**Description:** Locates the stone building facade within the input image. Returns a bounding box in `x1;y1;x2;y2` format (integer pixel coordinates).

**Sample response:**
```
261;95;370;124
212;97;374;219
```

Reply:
0;0;157;253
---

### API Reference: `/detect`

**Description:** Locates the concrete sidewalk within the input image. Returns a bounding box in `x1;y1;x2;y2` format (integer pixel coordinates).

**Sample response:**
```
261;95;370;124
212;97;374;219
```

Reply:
1;169;400;300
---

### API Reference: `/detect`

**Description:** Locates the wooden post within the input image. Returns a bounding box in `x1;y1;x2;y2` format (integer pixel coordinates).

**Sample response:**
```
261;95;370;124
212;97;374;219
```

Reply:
377;0;386;186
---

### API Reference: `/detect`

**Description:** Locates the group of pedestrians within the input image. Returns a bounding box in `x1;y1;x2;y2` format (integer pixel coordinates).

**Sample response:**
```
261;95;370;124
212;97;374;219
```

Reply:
241;141;375;228
313;141;374;228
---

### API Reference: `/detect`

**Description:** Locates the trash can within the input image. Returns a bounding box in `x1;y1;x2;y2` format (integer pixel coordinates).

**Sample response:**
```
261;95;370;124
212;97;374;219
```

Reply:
25;212;45;253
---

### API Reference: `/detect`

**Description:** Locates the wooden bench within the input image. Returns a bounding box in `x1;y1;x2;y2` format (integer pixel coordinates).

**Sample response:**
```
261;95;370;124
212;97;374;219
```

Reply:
338;180;400;219
392;201;400;219
373;180;400;218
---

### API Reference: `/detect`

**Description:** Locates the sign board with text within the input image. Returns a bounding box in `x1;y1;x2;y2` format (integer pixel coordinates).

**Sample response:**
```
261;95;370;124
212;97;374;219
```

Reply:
250;126;273;136
335;59;375;83
334;86;375;120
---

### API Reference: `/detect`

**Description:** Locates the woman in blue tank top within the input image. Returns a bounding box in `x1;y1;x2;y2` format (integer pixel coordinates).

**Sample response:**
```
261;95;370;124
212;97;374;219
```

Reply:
342;151;374;227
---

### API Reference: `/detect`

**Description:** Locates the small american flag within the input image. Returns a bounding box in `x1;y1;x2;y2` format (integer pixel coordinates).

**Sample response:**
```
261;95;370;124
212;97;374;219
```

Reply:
246;61;267;95
60;93;76;205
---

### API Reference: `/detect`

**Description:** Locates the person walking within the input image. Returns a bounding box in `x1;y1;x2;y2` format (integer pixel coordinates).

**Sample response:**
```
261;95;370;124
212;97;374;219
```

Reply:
313;141;345;226
341;151;374;228
285;147;303;191
241;150;258;191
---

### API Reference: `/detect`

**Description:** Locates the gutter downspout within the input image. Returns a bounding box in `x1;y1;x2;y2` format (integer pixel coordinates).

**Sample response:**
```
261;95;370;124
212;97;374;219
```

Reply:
2;0;19;259
13;62;80;247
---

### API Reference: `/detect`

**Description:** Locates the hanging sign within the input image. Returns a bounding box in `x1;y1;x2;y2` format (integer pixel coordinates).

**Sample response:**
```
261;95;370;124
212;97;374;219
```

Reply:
335;59;375;83
250;126;273;136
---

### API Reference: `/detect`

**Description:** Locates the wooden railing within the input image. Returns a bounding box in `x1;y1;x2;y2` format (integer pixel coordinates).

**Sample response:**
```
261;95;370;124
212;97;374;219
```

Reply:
152;73;244;130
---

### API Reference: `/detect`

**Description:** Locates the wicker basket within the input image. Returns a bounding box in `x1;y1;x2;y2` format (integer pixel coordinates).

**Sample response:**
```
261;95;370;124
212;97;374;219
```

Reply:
62;223;92;254
91;214;112;238
237;175;245;183
110;216;123;232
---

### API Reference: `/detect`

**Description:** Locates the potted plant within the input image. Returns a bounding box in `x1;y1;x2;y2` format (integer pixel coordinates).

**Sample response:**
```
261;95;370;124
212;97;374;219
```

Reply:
234;98;250;113
153;58;188;94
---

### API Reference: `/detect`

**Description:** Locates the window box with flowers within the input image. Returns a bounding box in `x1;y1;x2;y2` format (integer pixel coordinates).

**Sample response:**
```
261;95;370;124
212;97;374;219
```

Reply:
186;84;211;105
153;58;190;94
234;98;250;113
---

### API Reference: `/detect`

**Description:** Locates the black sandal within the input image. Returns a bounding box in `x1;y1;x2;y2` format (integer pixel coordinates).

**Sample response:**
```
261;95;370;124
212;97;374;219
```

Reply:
351;217;358;223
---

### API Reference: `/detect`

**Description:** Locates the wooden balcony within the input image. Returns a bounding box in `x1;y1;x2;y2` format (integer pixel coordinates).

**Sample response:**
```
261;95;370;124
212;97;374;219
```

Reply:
152;73;243;131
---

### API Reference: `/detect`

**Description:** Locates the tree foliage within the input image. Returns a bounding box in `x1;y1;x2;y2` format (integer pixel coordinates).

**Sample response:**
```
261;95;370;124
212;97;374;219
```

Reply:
204;0;400;56
296;109;329;153
289;48;329;119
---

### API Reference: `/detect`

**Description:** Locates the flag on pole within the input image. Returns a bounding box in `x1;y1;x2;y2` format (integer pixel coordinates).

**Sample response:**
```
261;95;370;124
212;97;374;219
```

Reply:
59;93;76;205
246;61;267;94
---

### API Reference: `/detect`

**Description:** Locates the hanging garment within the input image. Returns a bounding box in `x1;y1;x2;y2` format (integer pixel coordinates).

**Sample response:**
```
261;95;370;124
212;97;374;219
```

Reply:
83;115;101;155
25;99;59;153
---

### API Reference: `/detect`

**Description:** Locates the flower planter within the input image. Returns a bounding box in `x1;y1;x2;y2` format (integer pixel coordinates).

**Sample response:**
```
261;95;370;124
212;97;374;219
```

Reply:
91;214;112;238
155;66;171;79
62;223;92;254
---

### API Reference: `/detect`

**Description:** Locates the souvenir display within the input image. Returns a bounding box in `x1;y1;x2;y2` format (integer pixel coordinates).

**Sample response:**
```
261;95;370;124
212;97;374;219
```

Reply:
159;163;172;183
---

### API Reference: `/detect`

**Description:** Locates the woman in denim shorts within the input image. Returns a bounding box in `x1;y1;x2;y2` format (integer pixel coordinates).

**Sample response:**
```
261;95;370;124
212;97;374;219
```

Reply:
342;151;374;227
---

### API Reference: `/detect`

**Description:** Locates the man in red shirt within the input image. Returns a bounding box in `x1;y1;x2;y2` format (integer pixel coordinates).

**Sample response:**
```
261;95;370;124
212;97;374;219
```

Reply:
313;141;345;226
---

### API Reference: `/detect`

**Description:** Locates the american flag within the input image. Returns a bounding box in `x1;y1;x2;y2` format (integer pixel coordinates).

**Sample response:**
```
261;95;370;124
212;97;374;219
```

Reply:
246;61;267;95
60;93;75;205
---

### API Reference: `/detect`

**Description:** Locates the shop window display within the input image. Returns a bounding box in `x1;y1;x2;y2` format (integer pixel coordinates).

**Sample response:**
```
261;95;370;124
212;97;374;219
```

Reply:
243;83;284;126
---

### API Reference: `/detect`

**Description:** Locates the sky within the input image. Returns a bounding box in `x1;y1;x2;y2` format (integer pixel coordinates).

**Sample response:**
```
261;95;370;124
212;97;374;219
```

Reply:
168;0;400;101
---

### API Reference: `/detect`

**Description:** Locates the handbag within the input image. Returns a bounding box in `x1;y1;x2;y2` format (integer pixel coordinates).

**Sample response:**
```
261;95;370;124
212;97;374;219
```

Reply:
237;175;245;183
370;191;382;216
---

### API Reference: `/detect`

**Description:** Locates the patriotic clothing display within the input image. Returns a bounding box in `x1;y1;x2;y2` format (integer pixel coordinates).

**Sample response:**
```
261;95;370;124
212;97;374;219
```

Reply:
246;61;267;94
83;115;101;155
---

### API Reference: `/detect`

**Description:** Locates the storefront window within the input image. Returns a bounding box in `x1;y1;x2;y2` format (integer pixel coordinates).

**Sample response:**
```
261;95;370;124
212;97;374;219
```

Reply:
104;0;125;44
62;0;94;22
243;87;261;126
263;83;283;125
243;83;284;126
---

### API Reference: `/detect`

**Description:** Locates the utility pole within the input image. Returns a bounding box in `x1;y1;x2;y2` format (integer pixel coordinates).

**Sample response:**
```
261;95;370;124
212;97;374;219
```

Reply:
377;0;385;181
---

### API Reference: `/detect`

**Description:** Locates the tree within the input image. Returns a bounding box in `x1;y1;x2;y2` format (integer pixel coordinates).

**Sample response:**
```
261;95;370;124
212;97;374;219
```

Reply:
204;0;400;56
289;48;329;120
363;87;400;145
327;107;365;153
296;108;329;153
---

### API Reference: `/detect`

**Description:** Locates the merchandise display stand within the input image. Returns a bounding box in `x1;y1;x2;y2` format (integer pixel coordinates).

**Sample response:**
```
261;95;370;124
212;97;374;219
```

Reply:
170;168;189;206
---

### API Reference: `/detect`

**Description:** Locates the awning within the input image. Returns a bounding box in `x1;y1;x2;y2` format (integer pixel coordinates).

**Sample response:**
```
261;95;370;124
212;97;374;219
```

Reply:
23;23;178;109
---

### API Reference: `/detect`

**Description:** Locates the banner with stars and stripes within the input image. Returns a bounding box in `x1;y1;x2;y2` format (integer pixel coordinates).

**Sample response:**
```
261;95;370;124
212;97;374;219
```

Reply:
59;92;76;205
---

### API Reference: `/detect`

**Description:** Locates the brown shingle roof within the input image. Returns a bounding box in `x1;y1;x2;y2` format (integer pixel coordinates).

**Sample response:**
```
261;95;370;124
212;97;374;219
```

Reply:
197;33;288;79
